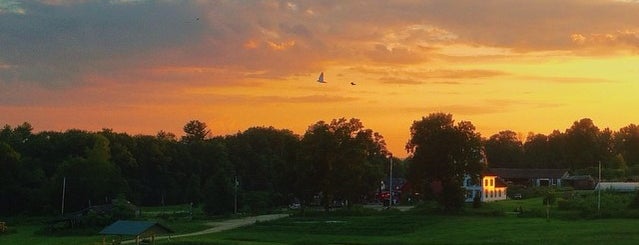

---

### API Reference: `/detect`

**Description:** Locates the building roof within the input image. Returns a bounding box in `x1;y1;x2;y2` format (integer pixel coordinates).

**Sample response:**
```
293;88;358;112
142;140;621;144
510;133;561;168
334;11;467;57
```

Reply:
489;168;568;179
495;177;508;188
563;175;595;181
99;220;173;236
595;182;639;192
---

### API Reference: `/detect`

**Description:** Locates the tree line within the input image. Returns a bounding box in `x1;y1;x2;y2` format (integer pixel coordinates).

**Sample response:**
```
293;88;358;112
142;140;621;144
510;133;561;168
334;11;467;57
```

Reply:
0;118;393;216
2;114;639;215
484;118;639;179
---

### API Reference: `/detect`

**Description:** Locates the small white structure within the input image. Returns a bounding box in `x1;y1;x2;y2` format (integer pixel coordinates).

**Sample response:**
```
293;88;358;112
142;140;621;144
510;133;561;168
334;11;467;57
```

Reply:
595;182;639;192
463;173;508;202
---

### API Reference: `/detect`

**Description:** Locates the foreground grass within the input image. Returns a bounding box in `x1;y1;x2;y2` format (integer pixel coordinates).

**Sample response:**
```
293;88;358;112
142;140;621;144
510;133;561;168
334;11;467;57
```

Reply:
165;214;639;245
4;195;639;245
7;213;639;245
0;202;264;245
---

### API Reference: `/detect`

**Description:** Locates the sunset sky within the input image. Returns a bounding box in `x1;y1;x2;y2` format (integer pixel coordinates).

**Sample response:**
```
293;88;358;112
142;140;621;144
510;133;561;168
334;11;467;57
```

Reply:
2;0;639;157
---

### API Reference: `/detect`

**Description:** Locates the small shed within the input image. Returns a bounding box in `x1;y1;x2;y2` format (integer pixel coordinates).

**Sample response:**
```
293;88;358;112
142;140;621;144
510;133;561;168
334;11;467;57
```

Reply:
100;220;173;245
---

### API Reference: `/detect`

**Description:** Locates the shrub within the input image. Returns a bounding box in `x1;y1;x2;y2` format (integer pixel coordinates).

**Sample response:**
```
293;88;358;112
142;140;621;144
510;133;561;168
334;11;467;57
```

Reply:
629;189;639;209
472;195;481;208
240;191;274;214
557;199;573;210
542;190;556;206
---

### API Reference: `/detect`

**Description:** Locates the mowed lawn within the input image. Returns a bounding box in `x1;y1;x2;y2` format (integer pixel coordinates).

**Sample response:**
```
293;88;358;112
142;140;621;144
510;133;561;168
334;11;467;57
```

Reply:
4;197;639;245
166;214;639;245
4;214;639;245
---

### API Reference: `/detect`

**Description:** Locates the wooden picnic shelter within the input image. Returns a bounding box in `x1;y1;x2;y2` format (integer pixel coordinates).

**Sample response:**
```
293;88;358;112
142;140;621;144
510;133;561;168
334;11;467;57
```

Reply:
99;220;173;245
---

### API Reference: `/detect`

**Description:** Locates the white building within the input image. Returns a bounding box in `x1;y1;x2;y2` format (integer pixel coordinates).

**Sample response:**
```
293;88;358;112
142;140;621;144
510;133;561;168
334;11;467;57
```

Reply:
463;172;508;202
595;182;639;192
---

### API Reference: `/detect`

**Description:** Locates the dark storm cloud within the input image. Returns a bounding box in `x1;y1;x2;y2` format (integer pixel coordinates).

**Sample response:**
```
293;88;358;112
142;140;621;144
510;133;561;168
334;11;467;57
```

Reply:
0;1;203;87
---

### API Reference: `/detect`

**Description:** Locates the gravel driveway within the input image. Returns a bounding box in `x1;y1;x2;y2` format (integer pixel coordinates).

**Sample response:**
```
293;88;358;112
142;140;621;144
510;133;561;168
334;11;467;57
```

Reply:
121;213;289;244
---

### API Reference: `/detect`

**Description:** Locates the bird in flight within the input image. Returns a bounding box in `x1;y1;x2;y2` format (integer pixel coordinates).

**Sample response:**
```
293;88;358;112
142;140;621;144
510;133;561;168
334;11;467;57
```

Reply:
350;81;356;85
317;72;327;83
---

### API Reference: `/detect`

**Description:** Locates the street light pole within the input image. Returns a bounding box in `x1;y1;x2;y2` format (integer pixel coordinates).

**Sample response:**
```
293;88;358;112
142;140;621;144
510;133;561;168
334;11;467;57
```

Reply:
234;176;239;214
598;161;601;216
61;177;66;215
389;154;393;208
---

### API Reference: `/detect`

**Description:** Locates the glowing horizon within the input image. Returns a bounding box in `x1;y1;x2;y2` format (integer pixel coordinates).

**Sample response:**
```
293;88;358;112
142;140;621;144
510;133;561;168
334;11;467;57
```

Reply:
2;1;639;158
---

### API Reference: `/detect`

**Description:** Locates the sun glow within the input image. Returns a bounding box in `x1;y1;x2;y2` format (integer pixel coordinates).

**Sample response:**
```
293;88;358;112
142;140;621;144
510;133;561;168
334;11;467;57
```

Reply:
3;1;639;158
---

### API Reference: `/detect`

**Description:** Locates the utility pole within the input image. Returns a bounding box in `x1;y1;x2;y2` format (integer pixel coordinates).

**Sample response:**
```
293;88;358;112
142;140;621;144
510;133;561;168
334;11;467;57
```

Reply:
61;177;66;216
389;154;393;208
234;176;239;214
598;161;601;216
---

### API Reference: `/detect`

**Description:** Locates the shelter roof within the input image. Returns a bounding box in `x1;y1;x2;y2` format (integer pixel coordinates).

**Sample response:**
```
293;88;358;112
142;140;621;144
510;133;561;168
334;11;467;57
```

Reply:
99;220;173;236
489;168;568;179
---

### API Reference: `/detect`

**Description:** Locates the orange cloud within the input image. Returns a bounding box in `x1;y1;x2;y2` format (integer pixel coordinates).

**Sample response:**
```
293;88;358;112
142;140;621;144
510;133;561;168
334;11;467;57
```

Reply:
267;40;296;50
243;39;259;49
571;30;639;48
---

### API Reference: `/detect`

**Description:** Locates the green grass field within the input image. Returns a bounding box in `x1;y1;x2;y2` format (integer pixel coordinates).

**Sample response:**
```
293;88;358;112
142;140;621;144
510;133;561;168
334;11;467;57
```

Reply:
166;214;639;245
3;196;639;245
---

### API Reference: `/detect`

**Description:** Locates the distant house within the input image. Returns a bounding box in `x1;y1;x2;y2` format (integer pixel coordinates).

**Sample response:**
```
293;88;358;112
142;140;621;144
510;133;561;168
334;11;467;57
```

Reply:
489;168;569;187
463;172;508;202
595;182;639;192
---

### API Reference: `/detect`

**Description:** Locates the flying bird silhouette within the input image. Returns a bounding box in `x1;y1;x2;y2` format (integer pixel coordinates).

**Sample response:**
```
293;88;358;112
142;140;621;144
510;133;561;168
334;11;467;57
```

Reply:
350;81;356;85
185;17;200;23
317;72;327;83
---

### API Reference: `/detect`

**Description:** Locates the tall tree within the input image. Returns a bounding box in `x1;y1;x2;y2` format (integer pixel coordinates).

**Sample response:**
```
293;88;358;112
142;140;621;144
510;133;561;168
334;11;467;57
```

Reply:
181;120;211;143
614;124;639;166
484;130;524;168
299;118;387;210
200;138;234;215
55;134;128;211
225;127;300;212
564;118;605;169
523;133;552;168
405;113;483;211
0;142;22;215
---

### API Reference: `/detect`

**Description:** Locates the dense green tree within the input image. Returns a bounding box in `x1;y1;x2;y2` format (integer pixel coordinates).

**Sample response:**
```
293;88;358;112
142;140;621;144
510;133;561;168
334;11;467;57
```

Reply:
181;120;210;143
614;124;639;166
564;118;612;169
523;133;551;168
484;130;524;168
300;118;387;210
225;127;300;212
0;142;22;215
546;130;568;168
199;138;234;215
3;115;639;217
406;113;483;211
55;134;128;211
131;135;177;205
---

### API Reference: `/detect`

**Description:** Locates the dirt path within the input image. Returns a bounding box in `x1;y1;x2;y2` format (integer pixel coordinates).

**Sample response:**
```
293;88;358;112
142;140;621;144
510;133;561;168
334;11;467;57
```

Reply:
121;213;289;244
